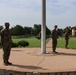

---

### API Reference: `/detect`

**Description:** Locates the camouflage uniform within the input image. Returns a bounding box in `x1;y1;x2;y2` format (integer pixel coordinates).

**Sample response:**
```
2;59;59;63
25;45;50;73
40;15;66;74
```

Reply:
65;32;69;48
1;28;12;63
51;29;58;52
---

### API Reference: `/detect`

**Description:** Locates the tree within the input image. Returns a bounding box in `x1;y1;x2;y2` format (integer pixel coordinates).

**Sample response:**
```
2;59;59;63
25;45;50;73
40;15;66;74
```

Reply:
0;26;3;31
33;24;41;35
11;25;25;36
46;26;51;35
24;27;32;35
57;28;63;37
10;24;51;37
32;24;51;36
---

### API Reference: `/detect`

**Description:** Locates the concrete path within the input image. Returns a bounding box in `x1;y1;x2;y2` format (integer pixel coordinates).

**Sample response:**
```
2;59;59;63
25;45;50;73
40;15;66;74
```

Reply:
0;40;76;73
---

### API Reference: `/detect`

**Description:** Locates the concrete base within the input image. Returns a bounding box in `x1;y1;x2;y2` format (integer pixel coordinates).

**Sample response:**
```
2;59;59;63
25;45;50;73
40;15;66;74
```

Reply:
0;40;76;75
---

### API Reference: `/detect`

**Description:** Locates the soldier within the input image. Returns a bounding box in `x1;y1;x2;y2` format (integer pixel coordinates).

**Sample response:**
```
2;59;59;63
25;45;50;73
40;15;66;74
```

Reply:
1;22;12;66
51;25;58;54
64;27;69;49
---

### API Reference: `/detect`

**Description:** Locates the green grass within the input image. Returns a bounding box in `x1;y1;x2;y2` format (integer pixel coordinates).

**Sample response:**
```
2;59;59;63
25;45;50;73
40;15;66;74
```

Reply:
57;37;76;49
12;38;50;47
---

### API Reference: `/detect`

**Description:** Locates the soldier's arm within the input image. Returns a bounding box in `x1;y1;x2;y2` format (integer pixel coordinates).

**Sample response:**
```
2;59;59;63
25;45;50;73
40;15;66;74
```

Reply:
0;30;4;45
10;32;12;43
51;30;54;39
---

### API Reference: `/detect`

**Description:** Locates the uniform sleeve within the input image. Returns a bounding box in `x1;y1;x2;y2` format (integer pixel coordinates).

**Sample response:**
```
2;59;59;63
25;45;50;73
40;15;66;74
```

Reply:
0;30;4;45
51;30;54;39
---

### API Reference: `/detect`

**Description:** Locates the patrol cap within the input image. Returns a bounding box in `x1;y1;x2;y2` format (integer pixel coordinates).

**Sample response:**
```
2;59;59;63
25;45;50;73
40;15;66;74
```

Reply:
5;22;10;26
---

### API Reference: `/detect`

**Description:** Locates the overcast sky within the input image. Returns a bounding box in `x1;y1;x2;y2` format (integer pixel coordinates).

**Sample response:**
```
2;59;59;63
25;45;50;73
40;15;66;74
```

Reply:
0;0;76;29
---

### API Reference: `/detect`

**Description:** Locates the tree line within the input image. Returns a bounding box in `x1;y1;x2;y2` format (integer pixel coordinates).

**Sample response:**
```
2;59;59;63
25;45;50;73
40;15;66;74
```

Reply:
0;24;72;37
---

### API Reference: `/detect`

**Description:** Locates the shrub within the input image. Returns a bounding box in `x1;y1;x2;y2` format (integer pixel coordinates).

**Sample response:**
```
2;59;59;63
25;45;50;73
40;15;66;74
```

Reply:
11;42;18;47
18;40;29;47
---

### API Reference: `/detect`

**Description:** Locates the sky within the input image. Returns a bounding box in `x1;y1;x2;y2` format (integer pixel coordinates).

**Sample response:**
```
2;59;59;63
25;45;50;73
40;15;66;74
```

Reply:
0;0;76;29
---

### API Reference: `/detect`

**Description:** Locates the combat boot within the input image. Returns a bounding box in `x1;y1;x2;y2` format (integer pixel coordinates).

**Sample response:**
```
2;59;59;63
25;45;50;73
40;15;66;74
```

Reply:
3;60;8;66
7;61;12;65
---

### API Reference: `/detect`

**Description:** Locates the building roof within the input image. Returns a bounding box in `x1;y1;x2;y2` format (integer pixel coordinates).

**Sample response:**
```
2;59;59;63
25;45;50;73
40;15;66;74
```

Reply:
72;26;76;29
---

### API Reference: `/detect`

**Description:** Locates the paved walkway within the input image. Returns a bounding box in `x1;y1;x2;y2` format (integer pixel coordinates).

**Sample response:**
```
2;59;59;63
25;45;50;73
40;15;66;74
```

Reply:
0;40;76;73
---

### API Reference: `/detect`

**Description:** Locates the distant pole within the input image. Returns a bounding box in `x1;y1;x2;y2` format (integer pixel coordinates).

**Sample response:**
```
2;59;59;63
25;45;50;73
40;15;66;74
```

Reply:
41;0;46;54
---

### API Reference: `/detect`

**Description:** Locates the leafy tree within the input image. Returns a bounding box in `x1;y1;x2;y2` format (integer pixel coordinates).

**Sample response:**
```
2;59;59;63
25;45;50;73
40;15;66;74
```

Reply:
46;26;51;35
32;24;51;36
24;27;32;35
57;28;63;37
33;24;41;35
11;25;25;36
10;24;51;37
0;26;3;31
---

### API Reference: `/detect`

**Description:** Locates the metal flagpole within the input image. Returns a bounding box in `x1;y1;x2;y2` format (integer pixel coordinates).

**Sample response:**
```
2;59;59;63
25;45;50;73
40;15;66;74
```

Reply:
41;0;46;54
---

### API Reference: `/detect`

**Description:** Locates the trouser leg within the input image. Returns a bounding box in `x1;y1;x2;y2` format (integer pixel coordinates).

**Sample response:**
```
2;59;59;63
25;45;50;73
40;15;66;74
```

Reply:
52;40;57;52
65;40;68;48
3;44;11;63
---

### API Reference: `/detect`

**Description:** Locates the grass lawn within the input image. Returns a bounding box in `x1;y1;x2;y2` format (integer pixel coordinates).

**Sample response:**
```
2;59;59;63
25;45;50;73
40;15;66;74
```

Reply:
57;37;76;49
12;38;50;47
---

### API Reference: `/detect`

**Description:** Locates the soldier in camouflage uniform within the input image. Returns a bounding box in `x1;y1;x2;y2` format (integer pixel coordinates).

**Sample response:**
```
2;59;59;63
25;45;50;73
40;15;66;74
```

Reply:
51;25;58;54
1;22;12;66
64;27;69;49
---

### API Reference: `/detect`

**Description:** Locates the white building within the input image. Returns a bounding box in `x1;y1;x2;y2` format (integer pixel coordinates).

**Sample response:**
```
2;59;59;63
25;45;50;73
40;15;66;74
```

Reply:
72;26;76;37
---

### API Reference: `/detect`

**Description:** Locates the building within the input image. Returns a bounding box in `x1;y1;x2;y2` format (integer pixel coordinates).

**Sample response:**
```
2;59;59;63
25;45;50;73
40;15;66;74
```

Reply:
72;26;76;37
